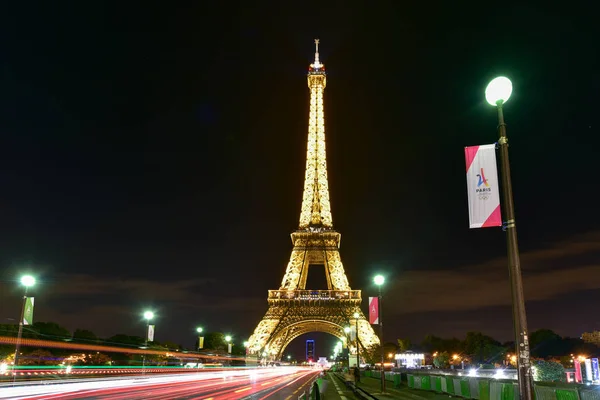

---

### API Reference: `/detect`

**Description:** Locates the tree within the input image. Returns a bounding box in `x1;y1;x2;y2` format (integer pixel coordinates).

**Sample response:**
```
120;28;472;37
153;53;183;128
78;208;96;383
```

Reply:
397;338;411;353
463;331;504;364
19;349;60;366
104;334;145;347
73;329;97;343
32;322;71;340
530;329;563;358
532;360;565;382
203;332;226;351
433;351;450;368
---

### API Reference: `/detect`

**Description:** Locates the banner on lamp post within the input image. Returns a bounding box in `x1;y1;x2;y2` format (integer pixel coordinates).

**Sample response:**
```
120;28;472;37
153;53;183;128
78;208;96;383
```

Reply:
198;336;204;349
369;297;379;325
23;297;34;325
147;325;155;342
227;343;232;354
464;144;502;228
574;360;583;383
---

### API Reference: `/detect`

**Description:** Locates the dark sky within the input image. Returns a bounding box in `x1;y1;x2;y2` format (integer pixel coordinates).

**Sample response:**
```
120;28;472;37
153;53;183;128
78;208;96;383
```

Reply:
1;2;598;359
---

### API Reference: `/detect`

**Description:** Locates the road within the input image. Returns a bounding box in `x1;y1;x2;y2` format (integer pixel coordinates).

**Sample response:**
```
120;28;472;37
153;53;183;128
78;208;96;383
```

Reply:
0;367;323;400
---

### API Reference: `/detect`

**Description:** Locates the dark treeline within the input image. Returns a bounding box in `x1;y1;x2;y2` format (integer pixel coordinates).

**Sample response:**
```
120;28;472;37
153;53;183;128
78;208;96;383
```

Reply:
394;329;598;367
0;322;245;366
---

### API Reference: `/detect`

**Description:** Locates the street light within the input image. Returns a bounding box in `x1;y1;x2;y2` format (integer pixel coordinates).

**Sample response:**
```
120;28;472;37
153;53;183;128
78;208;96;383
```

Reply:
353;311;360;369
13;275;36;379
142;311;154;374
485;76;533;400
373;274;385;393
225;335;232;354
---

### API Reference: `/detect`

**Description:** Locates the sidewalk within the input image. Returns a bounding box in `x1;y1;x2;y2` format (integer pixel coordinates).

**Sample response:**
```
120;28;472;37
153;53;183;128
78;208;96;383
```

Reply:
354;375;457;400
320;372;358;399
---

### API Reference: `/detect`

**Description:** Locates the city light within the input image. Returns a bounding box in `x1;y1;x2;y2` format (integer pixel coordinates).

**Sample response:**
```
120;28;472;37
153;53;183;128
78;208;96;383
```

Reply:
143;311;154;320
225;336;231;342
373;275;385;286
196;327;203;333
485;76;512;106
20;275;36;287
344;326;350;333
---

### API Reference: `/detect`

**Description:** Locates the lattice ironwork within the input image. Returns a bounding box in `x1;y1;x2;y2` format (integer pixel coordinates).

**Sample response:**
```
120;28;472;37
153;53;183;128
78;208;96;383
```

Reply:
247;41;380;361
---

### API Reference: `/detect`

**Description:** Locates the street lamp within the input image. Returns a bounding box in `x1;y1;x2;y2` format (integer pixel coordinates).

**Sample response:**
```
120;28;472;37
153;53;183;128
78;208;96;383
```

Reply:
142;311;154;373
196;327;204;350
353;311;360;369
13;275;36;379
485;76;533;400
225;335;232;354
373;274;385;393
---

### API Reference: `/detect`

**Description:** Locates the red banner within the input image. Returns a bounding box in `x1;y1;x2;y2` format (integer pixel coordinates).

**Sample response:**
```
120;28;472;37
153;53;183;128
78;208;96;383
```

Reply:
575;361;583;383
369;297;379;324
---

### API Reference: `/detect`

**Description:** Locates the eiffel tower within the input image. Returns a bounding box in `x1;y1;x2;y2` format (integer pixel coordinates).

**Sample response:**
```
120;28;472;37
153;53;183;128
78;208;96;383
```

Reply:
247;40;380;362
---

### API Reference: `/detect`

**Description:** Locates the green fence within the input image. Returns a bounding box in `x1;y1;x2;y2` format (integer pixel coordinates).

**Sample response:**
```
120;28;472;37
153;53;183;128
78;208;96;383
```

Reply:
404;373;584;400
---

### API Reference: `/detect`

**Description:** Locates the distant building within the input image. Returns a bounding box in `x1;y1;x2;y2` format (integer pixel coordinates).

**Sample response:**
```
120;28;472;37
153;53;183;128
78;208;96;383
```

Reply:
582;331;600;346
306;340;315;362
395;351;425;368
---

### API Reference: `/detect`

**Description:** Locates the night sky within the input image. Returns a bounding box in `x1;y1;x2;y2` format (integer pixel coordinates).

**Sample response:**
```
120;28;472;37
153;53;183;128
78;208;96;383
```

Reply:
1;2;598;360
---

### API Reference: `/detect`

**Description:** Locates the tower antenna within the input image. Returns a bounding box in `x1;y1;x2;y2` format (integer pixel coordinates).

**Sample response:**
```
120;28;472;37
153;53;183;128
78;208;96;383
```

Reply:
313;39;321;68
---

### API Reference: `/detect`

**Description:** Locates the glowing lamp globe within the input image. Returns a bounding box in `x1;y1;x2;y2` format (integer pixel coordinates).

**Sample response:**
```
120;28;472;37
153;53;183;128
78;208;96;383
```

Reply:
20;275;36;287
485;77;512;106
196;327;203;333
143;311;154;320
225;335;231;342
353;312;359;319
344;326;351;333
373;275;385;286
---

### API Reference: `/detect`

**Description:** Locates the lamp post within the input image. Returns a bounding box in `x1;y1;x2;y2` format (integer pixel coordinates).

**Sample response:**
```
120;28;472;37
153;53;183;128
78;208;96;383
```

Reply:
373;274;386;394
485;76;533;400
13;275;35;381
353;312;360;369
225;335;232;354
344;326;351;369
196;327;204;350
142;311;154;374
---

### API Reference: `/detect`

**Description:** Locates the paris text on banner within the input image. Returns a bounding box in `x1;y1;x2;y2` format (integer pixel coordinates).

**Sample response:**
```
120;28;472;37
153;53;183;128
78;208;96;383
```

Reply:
369;297;379;325
465;144;502;228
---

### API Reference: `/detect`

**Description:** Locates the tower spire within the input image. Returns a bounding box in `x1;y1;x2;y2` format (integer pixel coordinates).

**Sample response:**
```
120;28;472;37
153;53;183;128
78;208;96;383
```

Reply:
311;38;323;70
300;40;331;229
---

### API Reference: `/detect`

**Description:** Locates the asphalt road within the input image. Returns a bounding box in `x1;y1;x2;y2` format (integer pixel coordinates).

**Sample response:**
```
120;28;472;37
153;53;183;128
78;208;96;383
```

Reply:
0;367;323;400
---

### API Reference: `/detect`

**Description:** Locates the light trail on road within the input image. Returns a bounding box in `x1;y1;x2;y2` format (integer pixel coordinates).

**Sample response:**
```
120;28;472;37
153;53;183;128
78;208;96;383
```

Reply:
0;367;322;400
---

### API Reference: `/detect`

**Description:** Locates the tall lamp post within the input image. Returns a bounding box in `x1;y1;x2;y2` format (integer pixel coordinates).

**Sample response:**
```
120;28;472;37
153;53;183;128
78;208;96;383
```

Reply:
353;312;360;369
485;76;533;400
225;335;232;354
373;274;386;394
13;275;35;380
142;311;154;374
344;326;351;369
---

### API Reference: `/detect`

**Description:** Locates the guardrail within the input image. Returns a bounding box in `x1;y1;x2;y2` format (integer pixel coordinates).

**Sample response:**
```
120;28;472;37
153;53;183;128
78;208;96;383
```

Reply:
401;371;594;400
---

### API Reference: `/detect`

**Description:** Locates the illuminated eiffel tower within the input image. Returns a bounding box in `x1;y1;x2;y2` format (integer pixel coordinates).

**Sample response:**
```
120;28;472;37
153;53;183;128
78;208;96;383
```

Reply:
247;40;380;362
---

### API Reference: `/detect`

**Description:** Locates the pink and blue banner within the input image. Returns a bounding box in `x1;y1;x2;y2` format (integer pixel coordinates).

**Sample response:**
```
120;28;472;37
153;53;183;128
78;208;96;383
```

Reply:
465;144;502;228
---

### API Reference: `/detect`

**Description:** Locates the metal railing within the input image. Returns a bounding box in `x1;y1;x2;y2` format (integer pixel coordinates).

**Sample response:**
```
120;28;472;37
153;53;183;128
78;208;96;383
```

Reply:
268;290;361;300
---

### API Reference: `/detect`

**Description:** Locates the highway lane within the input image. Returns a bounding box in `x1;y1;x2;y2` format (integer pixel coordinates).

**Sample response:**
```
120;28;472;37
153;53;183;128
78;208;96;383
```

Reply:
0;367;322;400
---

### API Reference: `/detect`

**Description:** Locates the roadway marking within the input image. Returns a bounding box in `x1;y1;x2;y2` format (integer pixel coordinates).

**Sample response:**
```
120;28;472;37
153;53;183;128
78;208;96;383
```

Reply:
235;386;252;393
